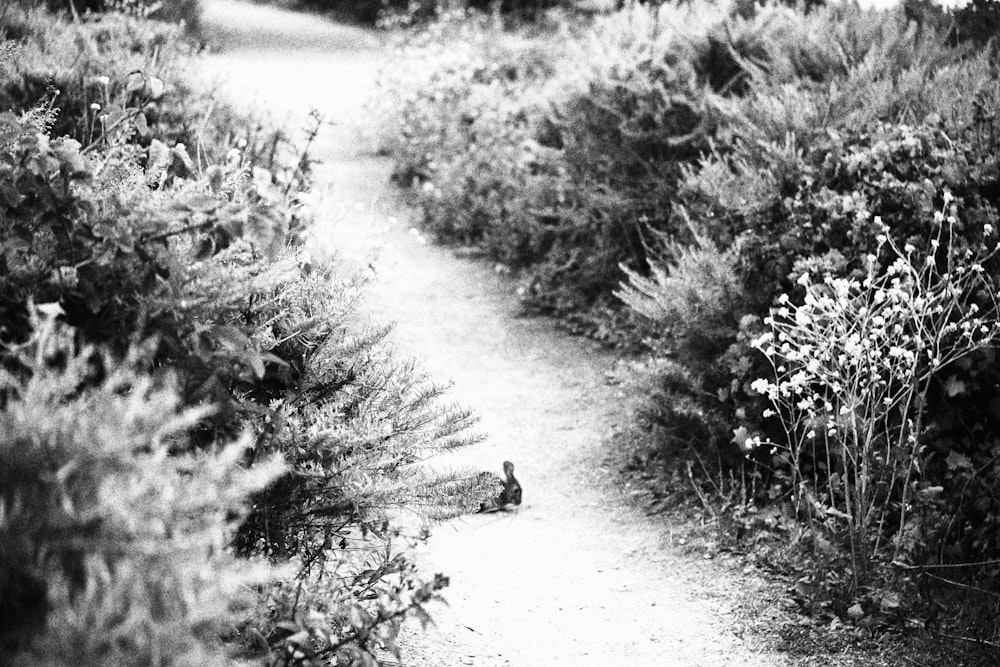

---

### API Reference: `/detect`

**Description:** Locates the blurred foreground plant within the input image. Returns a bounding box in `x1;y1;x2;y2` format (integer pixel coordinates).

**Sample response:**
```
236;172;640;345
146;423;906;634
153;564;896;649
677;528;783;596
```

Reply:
0;308;284;664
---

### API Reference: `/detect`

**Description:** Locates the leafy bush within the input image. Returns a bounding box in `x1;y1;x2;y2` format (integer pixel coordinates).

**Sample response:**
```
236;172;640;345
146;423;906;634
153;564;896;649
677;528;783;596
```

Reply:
616;0;1000;592
751;208;1000;582
381;1;974;340
277;0;562;27
33;0;202;29
0;311;283;664
0;4;301;178
1;8;497;665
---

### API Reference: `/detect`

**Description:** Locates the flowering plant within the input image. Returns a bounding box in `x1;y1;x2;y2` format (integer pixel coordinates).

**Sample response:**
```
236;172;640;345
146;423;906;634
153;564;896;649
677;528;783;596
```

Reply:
750;196;1000;580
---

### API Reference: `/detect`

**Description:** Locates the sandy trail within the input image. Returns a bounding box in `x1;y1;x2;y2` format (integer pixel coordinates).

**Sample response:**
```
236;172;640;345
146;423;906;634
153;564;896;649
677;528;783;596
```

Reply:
199;2;786;664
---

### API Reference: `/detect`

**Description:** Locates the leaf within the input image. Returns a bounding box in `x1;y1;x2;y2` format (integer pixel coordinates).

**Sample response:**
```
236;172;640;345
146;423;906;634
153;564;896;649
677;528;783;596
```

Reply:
171;143;195;173
212;325;250;352
262;352;290;368
133;112;149;138
247;204;287;260
53;141;89;178
125;71;146;93
348;604;367;630
943;375;967;397
945;450;973;472
411;604;433;630
846;603;864;620
101;104;126;130
34;302;65;319
879;591;901;612
275;621;300;633
147;76;164;100
247;351;265;380
0;179;22;207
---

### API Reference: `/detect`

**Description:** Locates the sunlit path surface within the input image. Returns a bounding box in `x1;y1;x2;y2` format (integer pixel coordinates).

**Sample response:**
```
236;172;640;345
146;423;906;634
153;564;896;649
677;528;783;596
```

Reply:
200;2;787;663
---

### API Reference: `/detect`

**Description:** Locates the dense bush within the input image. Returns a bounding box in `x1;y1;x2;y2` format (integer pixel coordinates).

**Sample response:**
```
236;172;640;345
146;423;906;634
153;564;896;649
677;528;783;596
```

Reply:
0;312;283;664
616;2;1000;587
0;5;275;163
1;7;496;665
382;2;967;339
34;0;202;29
381;0;1000;609
283;0;562;27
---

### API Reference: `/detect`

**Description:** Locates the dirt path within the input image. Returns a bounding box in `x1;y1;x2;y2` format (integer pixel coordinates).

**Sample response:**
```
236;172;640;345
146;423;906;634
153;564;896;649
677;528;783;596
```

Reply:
199;3;787;664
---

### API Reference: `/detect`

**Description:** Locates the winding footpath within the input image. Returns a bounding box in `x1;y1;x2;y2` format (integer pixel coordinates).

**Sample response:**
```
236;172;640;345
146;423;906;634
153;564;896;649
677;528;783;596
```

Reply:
199;3;788;664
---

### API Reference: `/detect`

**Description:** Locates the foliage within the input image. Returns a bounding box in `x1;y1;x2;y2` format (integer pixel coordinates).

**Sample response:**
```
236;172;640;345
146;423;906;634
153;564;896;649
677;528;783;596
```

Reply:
379;0;989;341
0;311;283;664
377;0;1000;581
0;5;292;170
1;7;496;666
30;0;203;29
275;0;563;27
751;207;1000;585
609;0;1000;624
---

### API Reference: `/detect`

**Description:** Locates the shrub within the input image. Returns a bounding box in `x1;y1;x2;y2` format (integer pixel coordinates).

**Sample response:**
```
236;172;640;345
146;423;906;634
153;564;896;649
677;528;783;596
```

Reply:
380;1;979;340
619;1;1000;589
1;10;496;665
34;0;202;30
284;0;562;27
0;6;291;171
0;311;283;664
751;207;1000;584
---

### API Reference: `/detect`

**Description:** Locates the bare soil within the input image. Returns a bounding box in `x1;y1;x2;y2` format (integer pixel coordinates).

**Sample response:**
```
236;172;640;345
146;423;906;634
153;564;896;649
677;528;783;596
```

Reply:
198;2;792;664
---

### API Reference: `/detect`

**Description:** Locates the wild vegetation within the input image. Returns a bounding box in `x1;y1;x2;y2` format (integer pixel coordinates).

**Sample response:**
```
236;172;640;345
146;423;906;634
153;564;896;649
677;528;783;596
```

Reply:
0;3;497;665
377;0;1000;656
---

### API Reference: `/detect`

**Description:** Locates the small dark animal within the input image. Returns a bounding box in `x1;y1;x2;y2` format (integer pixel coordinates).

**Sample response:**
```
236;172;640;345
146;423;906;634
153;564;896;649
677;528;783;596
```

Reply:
478;460;522;513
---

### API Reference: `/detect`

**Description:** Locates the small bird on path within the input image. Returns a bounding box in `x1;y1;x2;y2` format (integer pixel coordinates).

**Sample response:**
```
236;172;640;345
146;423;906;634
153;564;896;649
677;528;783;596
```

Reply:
478;460;522;513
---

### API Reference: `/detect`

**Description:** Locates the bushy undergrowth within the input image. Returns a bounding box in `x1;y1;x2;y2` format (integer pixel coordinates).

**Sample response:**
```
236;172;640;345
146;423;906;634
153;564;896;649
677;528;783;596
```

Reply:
1;6;495;665
0;312;283;664
380;0;1000;632
268;0;562;27
613;0;1000;627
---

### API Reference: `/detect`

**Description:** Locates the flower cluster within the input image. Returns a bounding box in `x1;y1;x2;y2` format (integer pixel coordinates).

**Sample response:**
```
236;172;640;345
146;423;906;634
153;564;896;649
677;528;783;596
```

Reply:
748;200;1000;565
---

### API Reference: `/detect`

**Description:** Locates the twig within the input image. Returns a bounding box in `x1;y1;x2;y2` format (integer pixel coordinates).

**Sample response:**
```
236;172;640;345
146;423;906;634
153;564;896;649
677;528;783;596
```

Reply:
894;558;1000;570
922;572;1000;601
935;629;1000;650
